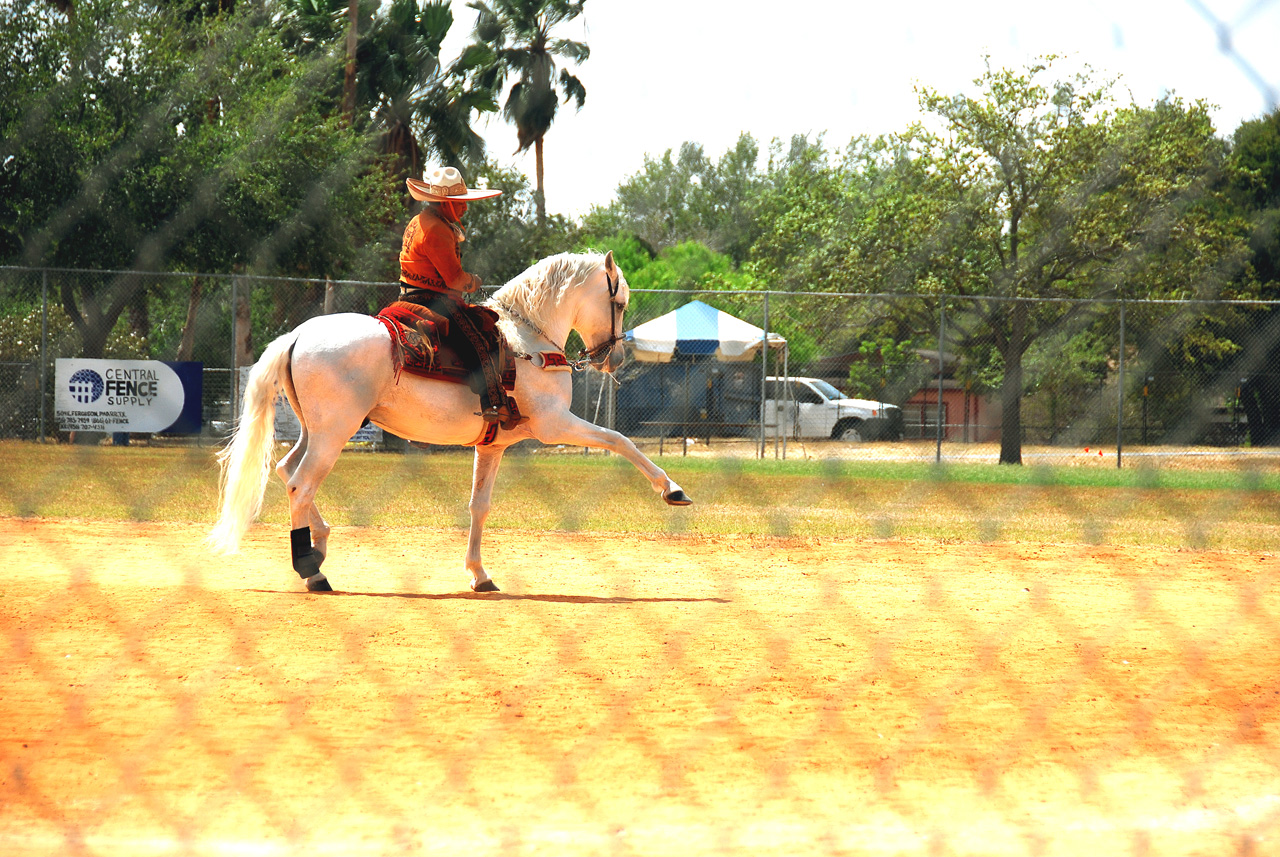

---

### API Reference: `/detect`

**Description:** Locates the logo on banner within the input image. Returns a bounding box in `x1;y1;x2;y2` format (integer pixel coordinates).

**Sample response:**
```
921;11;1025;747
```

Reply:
56;359;200;433
68;369;105;403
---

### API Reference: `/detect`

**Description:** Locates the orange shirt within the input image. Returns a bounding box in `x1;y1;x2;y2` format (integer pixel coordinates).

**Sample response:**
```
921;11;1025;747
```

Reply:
398;208;475;297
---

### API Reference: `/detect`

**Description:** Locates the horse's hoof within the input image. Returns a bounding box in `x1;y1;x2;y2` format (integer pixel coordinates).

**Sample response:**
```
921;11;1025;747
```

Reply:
663;489;693;506
471;579;500;593
306;574;334;592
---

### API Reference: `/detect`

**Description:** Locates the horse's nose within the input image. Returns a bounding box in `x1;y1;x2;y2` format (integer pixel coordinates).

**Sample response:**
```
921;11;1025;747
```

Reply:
606;342;625;373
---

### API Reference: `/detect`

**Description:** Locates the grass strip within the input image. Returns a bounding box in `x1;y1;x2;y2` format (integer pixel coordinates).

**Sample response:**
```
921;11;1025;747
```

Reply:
2;442;1277;550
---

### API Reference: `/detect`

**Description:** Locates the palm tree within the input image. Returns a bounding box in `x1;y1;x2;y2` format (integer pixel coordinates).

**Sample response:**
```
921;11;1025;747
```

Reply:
277;0;493;184
467;0;588;227
277;0;351;55
413;68;496;170
358;0;452;177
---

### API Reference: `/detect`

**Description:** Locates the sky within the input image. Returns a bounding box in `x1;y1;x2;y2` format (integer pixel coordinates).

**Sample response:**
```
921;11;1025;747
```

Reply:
439;0;1280;219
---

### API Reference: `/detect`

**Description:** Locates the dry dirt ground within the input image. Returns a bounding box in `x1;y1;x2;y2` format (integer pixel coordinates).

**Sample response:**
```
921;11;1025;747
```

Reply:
1;517;1278;856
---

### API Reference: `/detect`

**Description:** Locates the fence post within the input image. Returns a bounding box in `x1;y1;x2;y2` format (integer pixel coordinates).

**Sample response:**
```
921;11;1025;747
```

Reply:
607;369;616;441
759;291;770;460
230;275;239;426
936;299;946;463
583;368;591;456
781;343;789;461
324;277;337;314
1116;300;1125;469
39;269;48;443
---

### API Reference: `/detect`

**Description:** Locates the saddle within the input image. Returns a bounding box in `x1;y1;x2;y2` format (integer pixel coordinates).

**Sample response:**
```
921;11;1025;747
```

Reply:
374;300;523;442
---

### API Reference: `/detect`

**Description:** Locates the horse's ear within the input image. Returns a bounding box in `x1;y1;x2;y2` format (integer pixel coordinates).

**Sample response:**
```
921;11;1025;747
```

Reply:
604;250;617;275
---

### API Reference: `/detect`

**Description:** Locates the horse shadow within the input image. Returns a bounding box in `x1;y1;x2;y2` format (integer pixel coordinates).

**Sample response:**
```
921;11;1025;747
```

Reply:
250;589;730;605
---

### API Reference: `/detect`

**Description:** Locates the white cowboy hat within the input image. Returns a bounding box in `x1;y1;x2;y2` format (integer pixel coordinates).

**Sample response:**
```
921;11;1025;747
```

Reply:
406;166;502;202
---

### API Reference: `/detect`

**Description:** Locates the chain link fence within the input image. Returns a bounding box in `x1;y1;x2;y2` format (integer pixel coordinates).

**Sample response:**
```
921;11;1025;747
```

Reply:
4;2;1280;852
7;265;1280;466
3;263;1280;853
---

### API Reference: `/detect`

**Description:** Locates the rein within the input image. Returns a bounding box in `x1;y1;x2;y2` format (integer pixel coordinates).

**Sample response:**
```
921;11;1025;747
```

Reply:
576;271;624;369
494;269;625;374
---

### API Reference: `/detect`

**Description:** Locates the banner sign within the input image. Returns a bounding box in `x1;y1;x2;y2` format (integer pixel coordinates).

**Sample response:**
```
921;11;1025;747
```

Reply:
56;359;203;434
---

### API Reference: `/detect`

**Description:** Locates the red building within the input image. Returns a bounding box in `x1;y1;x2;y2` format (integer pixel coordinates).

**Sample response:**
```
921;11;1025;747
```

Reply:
809;348;1001;442
902;379;1001;442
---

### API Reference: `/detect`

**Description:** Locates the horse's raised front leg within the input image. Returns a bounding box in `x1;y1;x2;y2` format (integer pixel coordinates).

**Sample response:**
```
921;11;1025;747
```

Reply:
529;412;692;506
466;444;507;592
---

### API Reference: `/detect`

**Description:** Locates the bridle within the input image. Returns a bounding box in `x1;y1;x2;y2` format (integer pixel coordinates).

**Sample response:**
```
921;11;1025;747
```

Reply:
496;268;626;373
575;270;625;370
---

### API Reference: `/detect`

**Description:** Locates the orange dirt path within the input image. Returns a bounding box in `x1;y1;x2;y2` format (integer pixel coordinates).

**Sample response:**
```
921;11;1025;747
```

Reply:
1;518;1278;856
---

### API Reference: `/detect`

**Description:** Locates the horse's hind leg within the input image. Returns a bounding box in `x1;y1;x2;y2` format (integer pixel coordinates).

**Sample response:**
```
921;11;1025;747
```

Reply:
279;432;349;592
276;373;353;593
276;431;333;590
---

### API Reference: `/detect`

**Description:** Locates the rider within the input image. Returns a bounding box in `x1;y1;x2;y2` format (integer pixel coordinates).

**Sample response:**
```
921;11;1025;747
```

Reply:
398;165;506;421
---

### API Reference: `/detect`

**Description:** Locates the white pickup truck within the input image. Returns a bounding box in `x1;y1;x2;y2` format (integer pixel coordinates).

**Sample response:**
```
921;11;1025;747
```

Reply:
764;376;903;441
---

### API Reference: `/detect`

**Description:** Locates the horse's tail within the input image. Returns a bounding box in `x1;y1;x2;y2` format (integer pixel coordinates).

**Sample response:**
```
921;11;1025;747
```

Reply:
207;330;297;554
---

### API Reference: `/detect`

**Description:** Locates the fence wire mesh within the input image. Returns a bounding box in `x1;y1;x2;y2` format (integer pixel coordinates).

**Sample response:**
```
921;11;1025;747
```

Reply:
4;0;1280;853
9;266;1280;463
3;263;1280;856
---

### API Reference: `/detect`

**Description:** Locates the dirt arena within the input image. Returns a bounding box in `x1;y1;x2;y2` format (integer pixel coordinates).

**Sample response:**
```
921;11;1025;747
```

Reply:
1;517;1277;856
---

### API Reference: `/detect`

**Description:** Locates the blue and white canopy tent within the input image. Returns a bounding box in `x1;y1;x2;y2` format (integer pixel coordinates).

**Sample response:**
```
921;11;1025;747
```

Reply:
619;300;789;453
624;300;786;363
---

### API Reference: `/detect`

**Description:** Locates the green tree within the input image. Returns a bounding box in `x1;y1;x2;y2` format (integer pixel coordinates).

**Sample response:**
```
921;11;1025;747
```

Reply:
1231;108;1280;287
748;58;1253;463
711;133;768;265
917;59;1251;462
587;143;716;252
584;134;767;265
462;158;578;286
362;0;456;178
743;133;935;369
746;134;865;295
846;331;925;404
277;0;495;179
0;0;397;356
1223;109;1280;443
466;0;588;228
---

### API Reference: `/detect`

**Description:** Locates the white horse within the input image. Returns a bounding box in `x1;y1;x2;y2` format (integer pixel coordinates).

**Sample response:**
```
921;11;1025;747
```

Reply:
208;250;691;592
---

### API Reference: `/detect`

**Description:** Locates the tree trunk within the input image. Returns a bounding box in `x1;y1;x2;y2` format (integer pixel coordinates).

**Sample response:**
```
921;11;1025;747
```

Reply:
176;277;203;361
998;349;1023;464
234;289;252;369
62;282;112;359
1243;373;1280;446
381;123;424;187
80;322;110;361
127;287;150;341
534;136;546;229
998;302;1028;465
343;0;358;126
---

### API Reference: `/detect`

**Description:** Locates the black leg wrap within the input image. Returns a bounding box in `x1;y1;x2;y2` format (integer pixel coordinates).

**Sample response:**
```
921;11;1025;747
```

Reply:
291;526;323;578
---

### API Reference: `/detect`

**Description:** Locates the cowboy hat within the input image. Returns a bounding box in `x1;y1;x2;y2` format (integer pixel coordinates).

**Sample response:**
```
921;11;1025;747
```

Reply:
406;166;502;202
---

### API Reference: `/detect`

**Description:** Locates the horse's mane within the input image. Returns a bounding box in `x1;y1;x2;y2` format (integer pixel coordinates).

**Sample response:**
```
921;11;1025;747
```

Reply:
488;251;605;334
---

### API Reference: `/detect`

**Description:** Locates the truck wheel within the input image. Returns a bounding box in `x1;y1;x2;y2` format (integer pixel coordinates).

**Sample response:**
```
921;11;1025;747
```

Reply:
833;419;864;442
